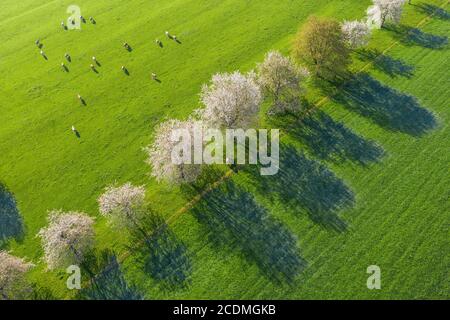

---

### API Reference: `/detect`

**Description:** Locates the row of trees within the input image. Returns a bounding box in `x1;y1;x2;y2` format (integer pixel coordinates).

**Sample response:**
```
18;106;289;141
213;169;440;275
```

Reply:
0;251;34;299
2;53;309;296
1;0;410;300
294;0;409;82
1;183;149;299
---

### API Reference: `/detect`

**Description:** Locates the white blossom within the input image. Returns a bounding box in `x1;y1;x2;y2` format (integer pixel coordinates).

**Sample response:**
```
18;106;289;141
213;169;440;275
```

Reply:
145;119;202;185
98;183;146;229
197;71;262;129
38;210;95;270
342;20;372;48
0;251;34;300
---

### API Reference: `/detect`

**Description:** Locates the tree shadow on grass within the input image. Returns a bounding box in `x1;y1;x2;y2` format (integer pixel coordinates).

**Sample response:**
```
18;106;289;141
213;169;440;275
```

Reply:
386;24;448;49
0;182;24;246
80;250;144;300
333;73;437;136
415;2;450;20
128;213;192;290
357;48;415;78
187;180;306;284
271;110;384;165
243;145;353;232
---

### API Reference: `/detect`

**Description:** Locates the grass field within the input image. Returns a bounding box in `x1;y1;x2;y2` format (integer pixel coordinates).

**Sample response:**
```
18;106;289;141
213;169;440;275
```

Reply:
0;0;448;299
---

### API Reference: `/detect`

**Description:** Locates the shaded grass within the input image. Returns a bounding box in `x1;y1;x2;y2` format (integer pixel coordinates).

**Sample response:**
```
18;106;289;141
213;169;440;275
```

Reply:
0;0;448;299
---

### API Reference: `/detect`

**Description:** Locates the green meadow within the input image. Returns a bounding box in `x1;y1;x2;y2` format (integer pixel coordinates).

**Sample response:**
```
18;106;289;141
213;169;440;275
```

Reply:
0;0;448;299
